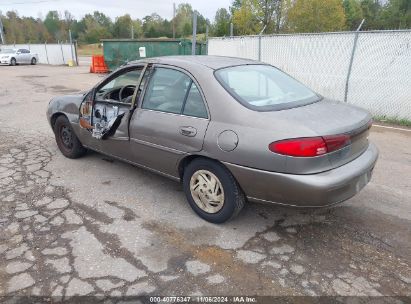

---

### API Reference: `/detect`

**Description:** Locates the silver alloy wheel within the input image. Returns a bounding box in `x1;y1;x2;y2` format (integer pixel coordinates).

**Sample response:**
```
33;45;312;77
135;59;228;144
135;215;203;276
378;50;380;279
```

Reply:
190;170;225;214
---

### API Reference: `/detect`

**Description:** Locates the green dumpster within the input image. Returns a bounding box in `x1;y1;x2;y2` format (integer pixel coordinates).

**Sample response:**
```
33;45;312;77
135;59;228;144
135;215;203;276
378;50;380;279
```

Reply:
102;39;207;71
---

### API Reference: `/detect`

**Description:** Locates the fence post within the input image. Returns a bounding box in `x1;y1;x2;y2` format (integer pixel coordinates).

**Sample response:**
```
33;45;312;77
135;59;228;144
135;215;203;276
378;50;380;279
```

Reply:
258;26;266;62
69;29;76;65
344;19;365;103
205;25;209;55
44;42;49;64
60;42;65;64
74;40;79;66
192;12;197;55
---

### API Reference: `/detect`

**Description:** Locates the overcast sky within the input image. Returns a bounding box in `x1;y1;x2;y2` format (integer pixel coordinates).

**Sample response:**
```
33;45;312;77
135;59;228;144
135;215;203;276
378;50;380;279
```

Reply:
0;0;232;21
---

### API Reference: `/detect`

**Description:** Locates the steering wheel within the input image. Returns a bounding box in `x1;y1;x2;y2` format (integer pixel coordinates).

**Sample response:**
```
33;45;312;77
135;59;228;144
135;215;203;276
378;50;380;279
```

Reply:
119;85;136;103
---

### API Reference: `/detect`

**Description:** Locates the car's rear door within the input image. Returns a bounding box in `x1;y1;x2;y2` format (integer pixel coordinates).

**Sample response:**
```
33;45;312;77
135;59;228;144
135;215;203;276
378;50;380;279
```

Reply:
23;49;31;63
129;65;210;177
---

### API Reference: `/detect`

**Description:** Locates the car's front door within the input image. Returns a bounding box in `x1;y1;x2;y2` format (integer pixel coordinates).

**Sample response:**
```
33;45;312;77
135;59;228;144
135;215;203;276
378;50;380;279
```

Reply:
16;49;26;63
78;65;146;159
129;66;210;176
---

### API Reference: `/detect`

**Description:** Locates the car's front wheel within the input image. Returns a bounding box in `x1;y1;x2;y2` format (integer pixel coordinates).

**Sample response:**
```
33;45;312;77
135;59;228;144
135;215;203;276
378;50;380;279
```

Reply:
10;58;16;66
183;158;245;223
54;116;87;159
31;58;37;65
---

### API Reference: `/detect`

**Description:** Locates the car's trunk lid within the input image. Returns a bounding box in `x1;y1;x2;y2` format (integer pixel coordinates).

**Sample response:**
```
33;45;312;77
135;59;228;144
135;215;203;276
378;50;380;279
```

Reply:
259;98;372;174
280;98;371;135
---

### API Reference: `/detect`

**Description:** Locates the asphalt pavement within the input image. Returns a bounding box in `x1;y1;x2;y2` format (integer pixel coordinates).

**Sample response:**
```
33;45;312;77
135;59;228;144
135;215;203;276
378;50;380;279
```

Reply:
0;64;410;299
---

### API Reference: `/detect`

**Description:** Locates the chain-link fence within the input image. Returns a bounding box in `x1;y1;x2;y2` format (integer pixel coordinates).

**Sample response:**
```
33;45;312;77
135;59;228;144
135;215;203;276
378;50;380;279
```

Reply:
208;30;411;121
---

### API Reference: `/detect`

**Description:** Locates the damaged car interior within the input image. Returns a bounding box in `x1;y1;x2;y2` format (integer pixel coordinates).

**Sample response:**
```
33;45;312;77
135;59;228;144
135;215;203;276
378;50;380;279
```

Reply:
79;66;145;139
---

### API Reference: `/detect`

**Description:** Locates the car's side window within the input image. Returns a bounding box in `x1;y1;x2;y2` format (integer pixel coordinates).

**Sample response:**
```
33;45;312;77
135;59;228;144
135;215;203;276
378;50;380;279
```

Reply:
23;49;30;53
182;83;208;118
143;67;207;118
143;68;191;114
95;68;142;104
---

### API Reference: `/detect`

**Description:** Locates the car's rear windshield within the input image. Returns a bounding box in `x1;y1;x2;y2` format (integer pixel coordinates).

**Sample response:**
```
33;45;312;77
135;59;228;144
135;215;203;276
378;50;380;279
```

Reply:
0;49;14;54
215;64;321;111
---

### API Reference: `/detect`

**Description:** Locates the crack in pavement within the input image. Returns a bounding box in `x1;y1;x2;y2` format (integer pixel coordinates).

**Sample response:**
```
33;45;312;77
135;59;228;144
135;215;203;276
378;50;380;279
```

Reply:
0;126;410;299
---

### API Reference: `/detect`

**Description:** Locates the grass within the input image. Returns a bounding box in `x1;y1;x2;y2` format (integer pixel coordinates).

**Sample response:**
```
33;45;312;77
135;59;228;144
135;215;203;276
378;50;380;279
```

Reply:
374;115;411;127
77;43;103;56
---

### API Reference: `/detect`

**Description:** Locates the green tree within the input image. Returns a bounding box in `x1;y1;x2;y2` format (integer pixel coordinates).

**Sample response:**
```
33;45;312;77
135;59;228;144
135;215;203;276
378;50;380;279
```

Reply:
195;11;209;34
132;19;143;38
232;0;261;35
230;0;291;35
3;11;24;43
380;0;411;29
44;11;63;40
343;0;364;30
174;3;193;37
287;0;346;32
113;14;133;38
78;11;112;44
230;0;242;16
213;8;231;36
360;0;383;29
142;13;165;37
255;0;283;33
1;11;52;43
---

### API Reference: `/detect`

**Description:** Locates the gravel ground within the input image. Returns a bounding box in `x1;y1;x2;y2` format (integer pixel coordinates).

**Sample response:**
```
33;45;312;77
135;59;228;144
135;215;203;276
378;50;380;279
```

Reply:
0;64;410;300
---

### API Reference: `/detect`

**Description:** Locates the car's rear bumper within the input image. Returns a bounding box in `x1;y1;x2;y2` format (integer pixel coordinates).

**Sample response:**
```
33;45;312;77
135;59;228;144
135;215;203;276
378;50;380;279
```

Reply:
223;142;379;207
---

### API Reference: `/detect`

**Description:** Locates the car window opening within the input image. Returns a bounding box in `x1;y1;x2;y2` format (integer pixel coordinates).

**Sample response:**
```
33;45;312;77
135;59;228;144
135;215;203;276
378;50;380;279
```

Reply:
142;67;208;119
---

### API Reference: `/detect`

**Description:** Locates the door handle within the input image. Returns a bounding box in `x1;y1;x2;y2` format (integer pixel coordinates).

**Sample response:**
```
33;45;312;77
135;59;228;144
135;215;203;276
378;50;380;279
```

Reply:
179;126;197;137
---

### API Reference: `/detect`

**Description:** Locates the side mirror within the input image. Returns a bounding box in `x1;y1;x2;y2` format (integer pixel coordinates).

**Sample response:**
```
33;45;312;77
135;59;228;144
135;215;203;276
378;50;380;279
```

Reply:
16;51;21;55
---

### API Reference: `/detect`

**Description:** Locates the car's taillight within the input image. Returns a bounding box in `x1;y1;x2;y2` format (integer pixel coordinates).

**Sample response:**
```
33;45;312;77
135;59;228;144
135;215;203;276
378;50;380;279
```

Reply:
269;137;327;157
323;134;351;153
269;135;351;157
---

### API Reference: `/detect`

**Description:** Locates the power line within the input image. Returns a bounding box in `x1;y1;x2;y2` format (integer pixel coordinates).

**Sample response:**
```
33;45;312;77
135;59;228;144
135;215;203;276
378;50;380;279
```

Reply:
0;0;61;5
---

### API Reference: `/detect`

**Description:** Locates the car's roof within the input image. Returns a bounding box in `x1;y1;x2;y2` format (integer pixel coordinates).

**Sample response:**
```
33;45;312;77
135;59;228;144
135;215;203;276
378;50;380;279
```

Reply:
129;55;262;70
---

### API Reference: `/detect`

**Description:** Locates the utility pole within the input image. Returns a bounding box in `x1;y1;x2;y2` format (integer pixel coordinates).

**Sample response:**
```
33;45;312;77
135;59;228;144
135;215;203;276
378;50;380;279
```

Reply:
0;15;6;44
192;12;197;55
131;22;134;39
172;3;176;39
230;22;233;37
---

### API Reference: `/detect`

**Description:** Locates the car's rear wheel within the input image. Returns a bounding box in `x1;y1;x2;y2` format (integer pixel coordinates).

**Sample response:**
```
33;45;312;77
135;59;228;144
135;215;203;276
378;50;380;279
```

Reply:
31;58;37;65
54;116;87;159
10;58;16;66
183;158;245;223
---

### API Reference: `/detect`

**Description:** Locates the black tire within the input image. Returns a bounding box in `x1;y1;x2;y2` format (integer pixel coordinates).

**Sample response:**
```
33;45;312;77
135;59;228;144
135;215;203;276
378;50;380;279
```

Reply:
31;58;37;65
54;116;87;159
183;158;246;224
10;58;16;66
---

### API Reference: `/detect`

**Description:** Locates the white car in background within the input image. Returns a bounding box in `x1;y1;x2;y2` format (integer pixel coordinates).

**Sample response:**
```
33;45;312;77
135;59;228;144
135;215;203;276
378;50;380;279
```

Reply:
0;48;39;66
